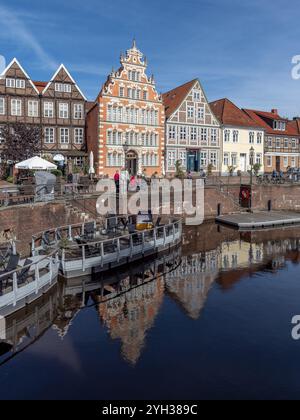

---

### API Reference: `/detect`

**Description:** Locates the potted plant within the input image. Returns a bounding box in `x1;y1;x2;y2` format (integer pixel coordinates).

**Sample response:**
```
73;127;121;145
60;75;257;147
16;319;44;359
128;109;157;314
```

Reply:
175;160;185;179
253;163;262;176
207;163;214;176
227;165;236;176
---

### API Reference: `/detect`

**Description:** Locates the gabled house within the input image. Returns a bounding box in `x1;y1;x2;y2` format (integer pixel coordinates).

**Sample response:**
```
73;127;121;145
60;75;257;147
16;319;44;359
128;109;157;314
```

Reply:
0;58;88;168
243;108;300;172
210;98;264;174
86;40;165;178
162;79;221;174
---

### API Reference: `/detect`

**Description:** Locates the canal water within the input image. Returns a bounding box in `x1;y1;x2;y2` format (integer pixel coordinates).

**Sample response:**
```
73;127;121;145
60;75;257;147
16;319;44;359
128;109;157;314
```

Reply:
1;222;300;400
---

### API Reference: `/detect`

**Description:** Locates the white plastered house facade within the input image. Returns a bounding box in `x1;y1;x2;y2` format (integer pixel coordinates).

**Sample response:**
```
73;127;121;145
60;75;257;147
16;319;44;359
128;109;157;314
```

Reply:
221;126;265;174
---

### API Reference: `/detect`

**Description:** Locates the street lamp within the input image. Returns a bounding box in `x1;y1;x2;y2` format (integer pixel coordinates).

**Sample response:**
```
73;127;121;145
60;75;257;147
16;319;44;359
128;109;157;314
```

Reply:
123;141;129;169
249;146;255;211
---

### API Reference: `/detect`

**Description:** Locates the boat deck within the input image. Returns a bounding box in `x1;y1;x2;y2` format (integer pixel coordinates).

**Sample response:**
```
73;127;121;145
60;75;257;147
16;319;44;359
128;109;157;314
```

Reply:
216;211;300;230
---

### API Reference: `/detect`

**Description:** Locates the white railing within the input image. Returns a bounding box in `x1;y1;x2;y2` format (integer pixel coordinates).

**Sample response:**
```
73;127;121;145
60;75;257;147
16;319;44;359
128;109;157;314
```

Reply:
61;219;183;274
0;250;59;310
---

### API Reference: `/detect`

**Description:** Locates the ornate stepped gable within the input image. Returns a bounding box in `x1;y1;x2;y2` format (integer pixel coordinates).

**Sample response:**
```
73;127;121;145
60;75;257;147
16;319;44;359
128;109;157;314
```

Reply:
93;40;165;177
100;40;161;102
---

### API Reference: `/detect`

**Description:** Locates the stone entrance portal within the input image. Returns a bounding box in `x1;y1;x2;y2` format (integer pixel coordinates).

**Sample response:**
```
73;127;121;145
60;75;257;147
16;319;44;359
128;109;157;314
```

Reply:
126;151;138;176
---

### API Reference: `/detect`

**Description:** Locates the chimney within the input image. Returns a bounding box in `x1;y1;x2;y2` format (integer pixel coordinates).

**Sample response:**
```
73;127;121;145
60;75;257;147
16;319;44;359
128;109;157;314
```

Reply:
271;109;278;115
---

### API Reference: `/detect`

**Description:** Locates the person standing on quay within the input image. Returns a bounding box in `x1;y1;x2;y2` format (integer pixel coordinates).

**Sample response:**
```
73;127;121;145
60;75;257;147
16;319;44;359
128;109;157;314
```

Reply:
114;170;120;194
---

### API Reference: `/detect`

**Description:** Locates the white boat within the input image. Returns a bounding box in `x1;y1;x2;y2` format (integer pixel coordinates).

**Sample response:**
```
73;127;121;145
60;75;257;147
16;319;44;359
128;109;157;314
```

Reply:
31;215;183;279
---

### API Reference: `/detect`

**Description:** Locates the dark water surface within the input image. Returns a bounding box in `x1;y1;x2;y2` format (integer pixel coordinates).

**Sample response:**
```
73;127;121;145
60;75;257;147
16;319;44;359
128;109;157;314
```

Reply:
1;223;300;400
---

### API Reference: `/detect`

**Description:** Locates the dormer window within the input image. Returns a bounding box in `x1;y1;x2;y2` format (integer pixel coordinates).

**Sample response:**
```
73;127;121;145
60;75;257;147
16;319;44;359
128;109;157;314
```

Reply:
273;120;286;131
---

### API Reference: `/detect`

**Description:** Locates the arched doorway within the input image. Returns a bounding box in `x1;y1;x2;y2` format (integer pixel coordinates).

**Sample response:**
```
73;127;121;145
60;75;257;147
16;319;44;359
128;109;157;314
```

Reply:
126;150;138;176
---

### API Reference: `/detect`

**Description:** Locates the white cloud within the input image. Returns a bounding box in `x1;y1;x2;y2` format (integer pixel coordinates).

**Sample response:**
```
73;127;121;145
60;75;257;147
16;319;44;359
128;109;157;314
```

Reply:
0;5;57;70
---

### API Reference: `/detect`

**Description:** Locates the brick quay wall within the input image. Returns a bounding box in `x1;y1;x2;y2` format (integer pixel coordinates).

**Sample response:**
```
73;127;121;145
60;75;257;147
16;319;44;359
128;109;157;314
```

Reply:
0;202;81;256
1;184;300;256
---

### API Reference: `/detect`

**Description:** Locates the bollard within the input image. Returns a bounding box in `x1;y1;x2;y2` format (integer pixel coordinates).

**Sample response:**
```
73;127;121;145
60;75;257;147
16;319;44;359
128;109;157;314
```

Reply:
217;203;222;216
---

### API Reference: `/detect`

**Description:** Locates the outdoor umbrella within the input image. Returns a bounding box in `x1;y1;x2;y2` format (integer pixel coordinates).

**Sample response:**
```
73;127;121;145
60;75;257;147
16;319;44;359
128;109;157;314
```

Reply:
89;151;95;175
15;156;57;171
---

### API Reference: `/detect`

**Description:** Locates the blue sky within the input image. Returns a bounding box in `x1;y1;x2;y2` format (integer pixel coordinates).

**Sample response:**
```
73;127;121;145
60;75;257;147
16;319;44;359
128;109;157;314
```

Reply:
0;0;299;117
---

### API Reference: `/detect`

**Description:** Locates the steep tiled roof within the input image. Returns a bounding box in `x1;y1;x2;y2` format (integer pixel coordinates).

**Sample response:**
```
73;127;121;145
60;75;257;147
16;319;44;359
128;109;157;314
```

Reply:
243;109;299;136
162;79;197;118
209;98;261;129
33;81;47;93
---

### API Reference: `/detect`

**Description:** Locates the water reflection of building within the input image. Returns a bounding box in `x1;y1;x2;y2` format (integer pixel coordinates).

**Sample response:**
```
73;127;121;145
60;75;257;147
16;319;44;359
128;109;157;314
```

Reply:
166;252;218;319
97;275;165;365
220;240;264;270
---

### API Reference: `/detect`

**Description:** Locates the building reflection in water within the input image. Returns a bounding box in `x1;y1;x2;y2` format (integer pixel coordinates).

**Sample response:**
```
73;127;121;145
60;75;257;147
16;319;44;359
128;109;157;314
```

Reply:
1;224;300;366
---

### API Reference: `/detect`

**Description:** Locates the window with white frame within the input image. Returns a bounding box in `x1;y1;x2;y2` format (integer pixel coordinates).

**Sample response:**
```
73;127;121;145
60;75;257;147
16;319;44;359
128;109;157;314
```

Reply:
6;78;15;88
249;132;255;144
107;153;123;167
59;103;69;119
16;79;26;89
276;138;281;148
44;128;55;144
211;128;217;144
257;133;262;144
44;102;54;118
224;130;230;142
6;78;25;89
284;138;289;148
178;150;187;167
193;91;201;101
267;156;272;167
127;88;132;98
143;90;148;101
231;153;237;166
268;137;273;147
187;106;194;118
200;151;207;168
190;127;197;141
292;138;297;148
119;87;124;97
11;99;22;116
273;120;286;131
167;150;176;169
201;128;208;143
209;151;218;168
224;153;229;166
291;157;296;168
74;128;84;144
28;100;39;117
55;83;72;93
107;105;112;121
60;128;69;144
283;156;288;167
233;130;239;143
256;153;262;165
198;106;204;119
74;104;84;119
180;126;187;140
0;98;5;115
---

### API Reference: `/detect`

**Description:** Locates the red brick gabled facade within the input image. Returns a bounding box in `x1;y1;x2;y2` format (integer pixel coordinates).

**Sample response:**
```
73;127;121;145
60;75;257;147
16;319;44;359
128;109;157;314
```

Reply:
86;41;165;177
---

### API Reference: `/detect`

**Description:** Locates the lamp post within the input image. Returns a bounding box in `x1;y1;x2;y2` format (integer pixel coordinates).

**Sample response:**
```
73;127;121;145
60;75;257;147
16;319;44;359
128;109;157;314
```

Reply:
123;141;129;170
249;146;255;211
